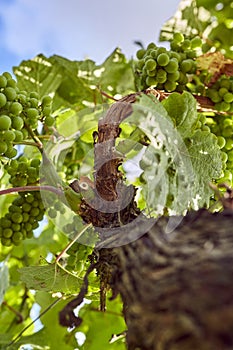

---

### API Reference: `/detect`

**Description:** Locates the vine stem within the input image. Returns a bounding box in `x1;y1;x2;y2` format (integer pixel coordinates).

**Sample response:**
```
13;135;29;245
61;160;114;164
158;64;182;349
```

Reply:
0;185;64;197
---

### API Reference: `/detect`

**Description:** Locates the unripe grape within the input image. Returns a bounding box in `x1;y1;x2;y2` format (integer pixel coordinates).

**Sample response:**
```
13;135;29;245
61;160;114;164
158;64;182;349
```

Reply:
156;69;167;83
4;87;17;101
164;58;178;73
0;93;7;108
157;53;170;66
12;116;24;130
167;71;180;82
145;59;157;71
223;92;233;103
191;37;202;49
173;32;184;43
0;115;11;130
30;92;39;99
14;130;24;142
3;228;13;238
224;139;233;151
42;95;52;106
3;72;12;80
181;39;191;50
26;108;39;119
164;81;177;92
10;102;23;115
3;130;15;142
145;76;157;87
217;136;226;149
42;106;51;117
0;75;7;88
219;87;228;97
0;142;8;154
7;78;17;88
5;147;17;159
180;59;194;73
136;49;146;59
12;212;23;224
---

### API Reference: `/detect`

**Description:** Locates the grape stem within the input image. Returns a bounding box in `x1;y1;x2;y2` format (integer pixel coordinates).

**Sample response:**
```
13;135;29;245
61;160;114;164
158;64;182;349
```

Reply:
24;121;43;151
0;185;64;197
13;141;40;147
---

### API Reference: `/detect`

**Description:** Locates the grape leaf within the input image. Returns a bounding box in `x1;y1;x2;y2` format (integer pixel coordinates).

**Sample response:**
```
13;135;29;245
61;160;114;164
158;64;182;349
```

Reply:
128;94;194;215
79;296;126;350
13;54;64;98
19;264;82;294
128;93;222;213
185;129;222;206
162;91;199;138
0;263;9;305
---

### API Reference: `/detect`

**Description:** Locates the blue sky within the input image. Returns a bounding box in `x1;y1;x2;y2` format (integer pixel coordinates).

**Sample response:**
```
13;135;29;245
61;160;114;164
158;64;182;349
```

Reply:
0;0;180;74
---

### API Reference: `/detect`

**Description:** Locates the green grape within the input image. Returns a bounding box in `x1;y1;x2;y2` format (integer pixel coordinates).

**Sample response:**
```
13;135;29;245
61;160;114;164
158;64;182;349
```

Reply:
156;69;167;83
147;69;156;77
223;92;233;103
12;212;23;224
157;53;170;67
220;78;231;89
7;78;17;88
145;59;156;71
3;72;12;80
14;130;24;142
48;208;57;218
42;95;52;106
3;228;13;238
167;71;180;82
219;87;228;97
10;101;23;115
145;76;158;87
136;49;146;59
3;130;15;142
12;231;23;245
191;37;202;49
12;116;24;130
173;32;184;43
0;93;7;108
180;59;194;73
220;101;230;111
4;87;17;101
164;81;177;92
217;136;226;149
164;58;178;73
42;106;51;117
0;75;7;88
224;139;233;151
0;115;11;130
45;115;54;126
0;142;8;154
181;39;191;50
26;108;39;119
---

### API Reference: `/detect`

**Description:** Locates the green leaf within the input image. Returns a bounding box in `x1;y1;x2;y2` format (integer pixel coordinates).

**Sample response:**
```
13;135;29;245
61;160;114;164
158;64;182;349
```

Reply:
0;263;9;305
19;264;82;294
162;91;199;138
79;296;126;350
185;129;222;207
128;94;194;215
13;54;64;98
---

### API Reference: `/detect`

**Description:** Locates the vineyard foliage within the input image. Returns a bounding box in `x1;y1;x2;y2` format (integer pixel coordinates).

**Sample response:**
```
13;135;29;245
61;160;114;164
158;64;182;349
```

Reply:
0;0;233;349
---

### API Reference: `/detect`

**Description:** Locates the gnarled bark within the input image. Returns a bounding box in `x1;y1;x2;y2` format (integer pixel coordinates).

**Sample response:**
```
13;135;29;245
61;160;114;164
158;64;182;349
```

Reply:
100;209;233;350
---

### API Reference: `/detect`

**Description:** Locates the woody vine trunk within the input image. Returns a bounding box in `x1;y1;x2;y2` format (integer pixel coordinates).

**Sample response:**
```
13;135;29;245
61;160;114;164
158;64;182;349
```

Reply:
61;92;233;349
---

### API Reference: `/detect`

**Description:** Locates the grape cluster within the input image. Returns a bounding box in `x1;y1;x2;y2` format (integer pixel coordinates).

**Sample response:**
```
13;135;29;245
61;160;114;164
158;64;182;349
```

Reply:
207;76;233;113
5;156;41;187
135;33;202;92
0;72;54;158
207;115;233;186
0;191;45;246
